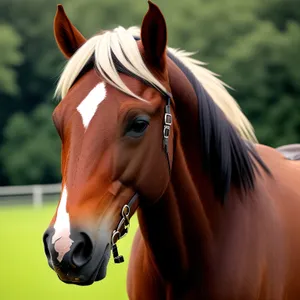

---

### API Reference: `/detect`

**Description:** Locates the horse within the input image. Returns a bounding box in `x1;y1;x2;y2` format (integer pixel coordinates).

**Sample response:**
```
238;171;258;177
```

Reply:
43;2;300;299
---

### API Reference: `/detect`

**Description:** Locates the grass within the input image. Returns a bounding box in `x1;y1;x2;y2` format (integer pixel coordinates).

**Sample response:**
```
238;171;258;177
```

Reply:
0;203;138;300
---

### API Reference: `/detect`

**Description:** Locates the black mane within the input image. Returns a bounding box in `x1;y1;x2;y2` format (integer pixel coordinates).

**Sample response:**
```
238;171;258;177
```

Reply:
167;50;270;202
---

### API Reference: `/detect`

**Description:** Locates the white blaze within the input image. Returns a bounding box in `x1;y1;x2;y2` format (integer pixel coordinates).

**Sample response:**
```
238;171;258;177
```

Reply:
77;82;107;130
52;186;73;262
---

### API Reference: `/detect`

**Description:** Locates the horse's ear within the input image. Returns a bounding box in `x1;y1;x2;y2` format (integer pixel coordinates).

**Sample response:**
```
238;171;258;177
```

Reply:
54;4;86;59
141;1;167;70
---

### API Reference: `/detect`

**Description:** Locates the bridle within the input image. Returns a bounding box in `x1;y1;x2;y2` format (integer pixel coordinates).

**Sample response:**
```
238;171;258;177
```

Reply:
111;193;138;263
111;93;173;263
110;35;173;263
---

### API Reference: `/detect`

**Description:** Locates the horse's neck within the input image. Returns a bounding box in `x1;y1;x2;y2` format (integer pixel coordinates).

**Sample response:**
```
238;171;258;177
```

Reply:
137;141;214;286
137;60;220;286
137;59;235;292
166;58;221;222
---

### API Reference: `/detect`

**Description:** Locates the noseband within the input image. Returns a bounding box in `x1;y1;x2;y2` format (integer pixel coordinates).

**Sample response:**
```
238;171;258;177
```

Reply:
111;93;173;263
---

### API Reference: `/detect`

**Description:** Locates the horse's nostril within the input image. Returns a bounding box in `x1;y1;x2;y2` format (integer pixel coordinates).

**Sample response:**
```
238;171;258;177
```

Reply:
71;232;93;268
42;230;53;267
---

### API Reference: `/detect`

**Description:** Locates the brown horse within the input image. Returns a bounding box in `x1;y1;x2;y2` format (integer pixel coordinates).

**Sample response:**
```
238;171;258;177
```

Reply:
43;2;300;299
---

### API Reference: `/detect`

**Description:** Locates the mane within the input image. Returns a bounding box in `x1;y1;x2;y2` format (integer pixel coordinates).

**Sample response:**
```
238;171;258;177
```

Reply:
56;26;256;142
55;26;270;201
167;50;270;200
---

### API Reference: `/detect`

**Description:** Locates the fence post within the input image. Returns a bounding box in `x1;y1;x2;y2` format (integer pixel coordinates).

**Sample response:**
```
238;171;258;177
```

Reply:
32;185;43;208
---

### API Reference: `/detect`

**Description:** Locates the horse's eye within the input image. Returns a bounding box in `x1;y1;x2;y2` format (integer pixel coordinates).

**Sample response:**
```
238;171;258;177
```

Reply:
132;120;148;133
125;116;150;138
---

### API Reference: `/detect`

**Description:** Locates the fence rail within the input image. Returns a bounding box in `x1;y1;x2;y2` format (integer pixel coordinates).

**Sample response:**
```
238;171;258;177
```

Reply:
0;183;61;208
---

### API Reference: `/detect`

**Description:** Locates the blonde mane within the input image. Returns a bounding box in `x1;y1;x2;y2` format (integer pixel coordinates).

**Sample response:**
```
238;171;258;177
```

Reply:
55;26;257;142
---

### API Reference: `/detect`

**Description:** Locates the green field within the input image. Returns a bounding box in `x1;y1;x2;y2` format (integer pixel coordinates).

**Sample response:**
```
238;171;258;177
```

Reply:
0;203;138;300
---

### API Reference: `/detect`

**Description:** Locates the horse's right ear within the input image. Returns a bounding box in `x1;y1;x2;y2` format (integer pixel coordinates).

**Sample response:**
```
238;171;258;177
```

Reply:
54;4;86;59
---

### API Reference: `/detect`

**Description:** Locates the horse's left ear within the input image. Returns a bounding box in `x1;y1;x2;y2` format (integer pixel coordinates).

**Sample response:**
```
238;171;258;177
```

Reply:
141;1;167;70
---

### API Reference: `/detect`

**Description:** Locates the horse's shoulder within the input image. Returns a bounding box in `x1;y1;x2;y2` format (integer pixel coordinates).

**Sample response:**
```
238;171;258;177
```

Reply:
254;143;285;163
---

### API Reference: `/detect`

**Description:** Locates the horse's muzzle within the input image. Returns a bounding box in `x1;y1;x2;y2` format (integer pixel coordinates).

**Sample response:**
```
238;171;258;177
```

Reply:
43;227;111;285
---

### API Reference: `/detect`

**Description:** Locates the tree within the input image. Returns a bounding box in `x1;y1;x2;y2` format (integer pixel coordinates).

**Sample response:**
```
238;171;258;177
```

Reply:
0;24;22;95
1;0;300;185
0;0;64;184
1;103;61;185
152;0;300;147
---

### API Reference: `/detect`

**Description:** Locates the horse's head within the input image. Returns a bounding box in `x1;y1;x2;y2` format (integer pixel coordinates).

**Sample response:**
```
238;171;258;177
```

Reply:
43;2;175;285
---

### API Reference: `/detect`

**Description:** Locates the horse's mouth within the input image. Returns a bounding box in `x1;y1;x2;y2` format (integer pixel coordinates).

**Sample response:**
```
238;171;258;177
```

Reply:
56;244;111;286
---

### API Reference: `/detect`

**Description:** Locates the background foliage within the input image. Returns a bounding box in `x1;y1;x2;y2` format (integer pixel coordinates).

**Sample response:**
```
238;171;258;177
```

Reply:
0;0;299;185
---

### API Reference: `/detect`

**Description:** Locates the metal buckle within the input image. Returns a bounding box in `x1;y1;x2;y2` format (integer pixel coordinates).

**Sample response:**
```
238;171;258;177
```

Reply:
163;125;171;139
111;230;120;246
111;194;139;264
114;204;130;240
111;231;124;264
111;204;131;264
164;113;172;126
122;204;130;219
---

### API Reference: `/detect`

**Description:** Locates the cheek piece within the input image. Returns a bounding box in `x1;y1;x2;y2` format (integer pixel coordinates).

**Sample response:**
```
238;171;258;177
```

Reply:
111;94;173;263
111;35;173;263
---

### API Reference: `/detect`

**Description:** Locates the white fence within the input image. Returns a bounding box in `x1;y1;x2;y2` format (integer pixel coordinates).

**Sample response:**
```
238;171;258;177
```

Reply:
0;183;61;208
